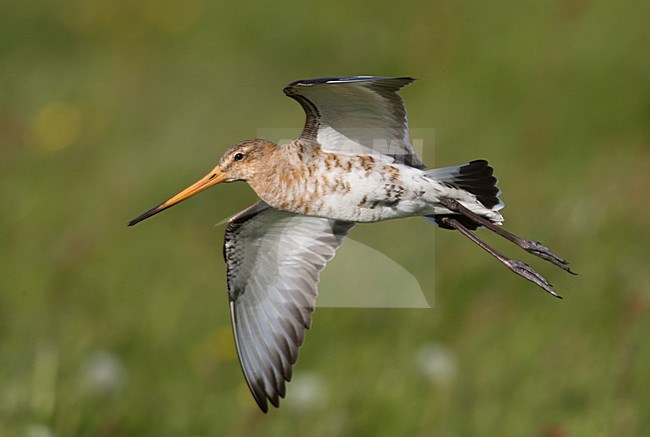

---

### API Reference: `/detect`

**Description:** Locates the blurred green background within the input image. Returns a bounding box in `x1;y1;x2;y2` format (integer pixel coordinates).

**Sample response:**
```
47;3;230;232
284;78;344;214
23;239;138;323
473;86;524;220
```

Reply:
1;0;648;435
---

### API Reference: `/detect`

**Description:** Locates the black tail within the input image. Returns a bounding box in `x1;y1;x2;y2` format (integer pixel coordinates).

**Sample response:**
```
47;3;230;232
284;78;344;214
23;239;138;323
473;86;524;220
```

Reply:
425;160;503;230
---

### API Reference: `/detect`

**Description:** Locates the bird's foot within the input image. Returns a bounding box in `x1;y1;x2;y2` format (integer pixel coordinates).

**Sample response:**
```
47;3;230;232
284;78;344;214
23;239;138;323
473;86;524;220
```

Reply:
505;259;562;298
519;240;576;275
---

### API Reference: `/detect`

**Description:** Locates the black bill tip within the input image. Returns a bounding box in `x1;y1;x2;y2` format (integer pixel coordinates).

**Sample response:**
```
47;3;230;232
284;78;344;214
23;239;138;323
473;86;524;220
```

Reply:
127;204;165;227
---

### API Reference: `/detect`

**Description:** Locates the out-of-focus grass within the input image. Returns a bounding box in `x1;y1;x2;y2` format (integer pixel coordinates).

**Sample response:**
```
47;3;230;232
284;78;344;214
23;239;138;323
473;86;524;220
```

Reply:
1;0;648;435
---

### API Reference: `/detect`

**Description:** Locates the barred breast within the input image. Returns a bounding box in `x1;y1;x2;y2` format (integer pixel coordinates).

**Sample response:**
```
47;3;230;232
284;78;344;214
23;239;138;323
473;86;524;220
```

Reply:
247;141;436;222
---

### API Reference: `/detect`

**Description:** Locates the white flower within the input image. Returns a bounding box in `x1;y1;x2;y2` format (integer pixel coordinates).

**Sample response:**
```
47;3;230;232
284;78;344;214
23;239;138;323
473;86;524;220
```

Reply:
285;371;327;411
415;342;457;388
80;351;126;396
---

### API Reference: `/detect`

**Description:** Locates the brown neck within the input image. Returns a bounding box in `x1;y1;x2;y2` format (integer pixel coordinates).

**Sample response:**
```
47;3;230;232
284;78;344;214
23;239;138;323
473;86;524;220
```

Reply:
246;141;315;210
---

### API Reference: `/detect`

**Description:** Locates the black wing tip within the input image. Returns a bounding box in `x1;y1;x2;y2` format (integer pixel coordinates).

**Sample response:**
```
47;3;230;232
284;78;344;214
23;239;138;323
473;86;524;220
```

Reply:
256;396;269;413
248;376;272;413
251;385;284;413
284;76;416;93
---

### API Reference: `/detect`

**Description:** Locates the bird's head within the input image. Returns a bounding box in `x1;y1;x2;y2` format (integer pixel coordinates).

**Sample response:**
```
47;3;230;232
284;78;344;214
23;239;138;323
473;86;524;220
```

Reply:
128;138;277;226
217;138;277;182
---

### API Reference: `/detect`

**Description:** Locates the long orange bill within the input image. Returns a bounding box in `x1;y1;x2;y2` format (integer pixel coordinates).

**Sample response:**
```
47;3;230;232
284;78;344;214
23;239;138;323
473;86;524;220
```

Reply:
128;166;227;226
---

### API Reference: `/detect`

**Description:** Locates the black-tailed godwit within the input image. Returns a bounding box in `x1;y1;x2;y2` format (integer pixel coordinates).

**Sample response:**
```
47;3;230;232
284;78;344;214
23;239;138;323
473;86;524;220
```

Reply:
129;76;573;412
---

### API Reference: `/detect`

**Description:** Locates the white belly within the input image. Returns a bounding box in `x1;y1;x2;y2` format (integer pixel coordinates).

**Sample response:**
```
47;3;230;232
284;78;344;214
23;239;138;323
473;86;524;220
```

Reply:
255;150;502;224
308;165;440;222
306;165;502;223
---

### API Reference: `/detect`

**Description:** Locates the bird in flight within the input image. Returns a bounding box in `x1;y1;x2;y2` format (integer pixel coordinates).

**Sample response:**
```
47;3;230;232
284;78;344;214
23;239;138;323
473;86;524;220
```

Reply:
129;76;573;412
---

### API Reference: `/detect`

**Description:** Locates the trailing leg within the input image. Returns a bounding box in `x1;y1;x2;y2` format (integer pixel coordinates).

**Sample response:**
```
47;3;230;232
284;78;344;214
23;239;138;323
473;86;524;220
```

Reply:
439;217;561;298
438;197;574;274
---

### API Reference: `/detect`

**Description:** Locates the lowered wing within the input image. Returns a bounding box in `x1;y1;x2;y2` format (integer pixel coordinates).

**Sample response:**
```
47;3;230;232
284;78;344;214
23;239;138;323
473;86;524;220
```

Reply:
224;201;355;412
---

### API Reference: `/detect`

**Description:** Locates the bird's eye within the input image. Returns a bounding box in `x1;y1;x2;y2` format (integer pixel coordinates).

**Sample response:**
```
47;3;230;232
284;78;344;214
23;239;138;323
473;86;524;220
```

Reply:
234;153;244;161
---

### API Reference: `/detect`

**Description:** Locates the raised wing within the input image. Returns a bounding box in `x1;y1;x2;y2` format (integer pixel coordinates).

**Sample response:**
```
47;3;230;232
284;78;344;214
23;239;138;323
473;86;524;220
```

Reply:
224;201;355;412
284;76;426;169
